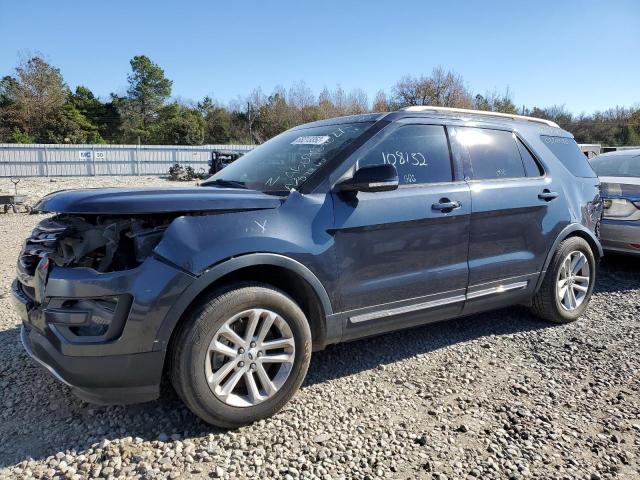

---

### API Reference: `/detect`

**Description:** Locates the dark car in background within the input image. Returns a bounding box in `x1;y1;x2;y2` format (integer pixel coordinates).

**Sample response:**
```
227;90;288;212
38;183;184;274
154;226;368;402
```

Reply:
209;150;245;174
590;149;640;255
13;107;603;427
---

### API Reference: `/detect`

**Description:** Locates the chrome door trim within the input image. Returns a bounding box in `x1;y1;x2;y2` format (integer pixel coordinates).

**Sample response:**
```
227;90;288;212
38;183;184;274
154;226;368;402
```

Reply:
348;279;529;324
349;294;466;324
466;280;529;300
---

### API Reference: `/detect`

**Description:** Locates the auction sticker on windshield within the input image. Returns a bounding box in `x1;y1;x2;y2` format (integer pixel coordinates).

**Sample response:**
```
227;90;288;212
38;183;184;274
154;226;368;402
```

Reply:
291;136;331;145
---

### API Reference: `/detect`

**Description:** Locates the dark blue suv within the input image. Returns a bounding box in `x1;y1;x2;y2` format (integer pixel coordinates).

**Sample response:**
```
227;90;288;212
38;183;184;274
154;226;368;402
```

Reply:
13;107;603;427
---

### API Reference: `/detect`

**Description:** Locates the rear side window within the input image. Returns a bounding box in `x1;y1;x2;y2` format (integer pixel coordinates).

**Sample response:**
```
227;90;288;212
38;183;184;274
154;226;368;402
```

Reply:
357;124;452;185
516;138;544;177
540;136;597;178
458;127;525;180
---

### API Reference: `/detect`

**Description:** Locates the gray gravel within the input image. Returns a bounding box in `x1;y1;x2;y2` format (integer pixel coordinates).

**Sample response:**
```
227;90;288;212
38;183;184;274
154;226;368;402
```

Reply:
0;177;639;479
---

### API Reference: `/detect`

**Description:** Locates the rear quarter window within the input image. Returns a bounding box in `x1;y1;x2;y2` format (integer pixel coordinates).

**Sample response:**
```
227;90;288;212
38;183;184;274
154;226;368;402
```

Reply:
458;127;526;180
540;136;597;178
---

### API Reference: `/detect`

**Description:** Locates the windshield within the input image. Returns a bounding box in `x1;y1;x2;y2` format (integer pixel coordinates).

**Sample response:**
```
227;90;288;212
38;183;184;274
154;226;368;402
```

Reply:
203;122;374;192
590;154;640;178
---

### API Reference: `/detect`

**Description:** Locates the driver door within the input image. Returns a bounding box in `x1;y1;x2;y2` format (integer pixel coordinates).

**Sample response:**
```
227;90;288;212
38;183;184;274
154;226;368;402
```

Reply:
330;122;471;340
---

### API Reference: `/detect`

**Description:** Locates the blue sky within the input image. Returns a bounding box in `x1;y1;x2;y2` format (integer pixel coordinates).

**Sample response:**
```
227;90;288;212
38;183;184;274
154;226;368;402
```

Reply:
1;0;638;113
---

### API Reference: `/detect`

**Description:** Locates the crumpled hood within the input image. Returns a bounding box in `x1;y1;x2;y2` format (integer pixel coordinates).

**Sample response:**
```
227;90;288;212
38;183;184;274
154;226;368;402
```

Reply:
34;186;285;215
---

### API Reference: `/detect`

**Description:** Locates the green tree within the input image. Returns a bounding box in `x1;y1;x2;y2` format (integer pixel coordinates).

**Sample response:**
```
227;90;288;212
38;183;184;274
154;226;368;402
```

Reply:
120;55;172;141
151;103;204;145
8;128;34;143
620;125;640;146
0;56;68;141
199;97;233;144
256;91;292;139
70;86;120;141
0;76;21;140
45;101;104;143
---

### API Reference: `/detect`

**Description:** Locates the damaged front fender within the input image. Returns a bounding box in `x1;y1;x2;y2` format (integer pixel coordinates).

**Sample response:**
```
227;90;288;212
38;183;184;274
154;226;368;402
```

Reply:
154;191;336;276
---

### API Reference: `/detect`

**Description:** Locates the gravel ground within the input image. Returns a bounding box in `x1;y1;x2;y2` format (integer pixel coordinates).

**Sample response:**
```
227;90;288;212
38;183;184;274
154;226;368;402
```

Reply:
0;177;639;480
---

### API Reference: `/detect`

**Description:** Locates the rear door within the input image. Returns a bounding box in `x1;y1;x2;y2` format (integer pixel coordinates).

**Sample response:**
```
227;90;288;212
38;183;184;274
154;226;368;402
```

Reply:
450;126;565;313
331;122;471;339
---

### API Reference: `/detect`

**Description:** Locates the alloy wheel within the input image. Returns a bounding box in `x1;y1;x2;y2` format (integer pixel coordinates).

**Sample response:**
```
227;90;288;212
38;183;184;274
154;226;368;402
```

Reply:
205;308;295;407
556;251;590;311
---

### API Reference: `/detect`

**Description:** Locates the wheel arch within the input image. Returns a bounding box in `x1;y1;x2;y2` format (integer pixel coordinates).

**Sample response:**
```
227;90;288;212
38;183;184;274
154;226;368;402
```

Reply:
155;253;336;356
534;223;603;293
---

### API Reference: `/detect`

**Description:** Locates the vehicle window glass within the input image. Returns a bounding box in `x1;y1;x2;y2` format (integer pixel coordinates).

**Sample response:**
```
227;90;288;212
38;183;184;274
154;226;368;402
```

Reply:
458;127;525;180
516;138;544;177
540;136;597;178
203;122;373;192
356;125;452;185
590;154;640;178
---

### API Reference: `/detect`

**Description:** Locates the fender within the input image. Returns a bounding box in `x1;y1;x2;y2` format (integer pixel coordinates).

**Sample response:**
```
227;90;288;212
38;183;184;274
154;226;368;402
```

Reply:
534;223;603;292
152;253;335;350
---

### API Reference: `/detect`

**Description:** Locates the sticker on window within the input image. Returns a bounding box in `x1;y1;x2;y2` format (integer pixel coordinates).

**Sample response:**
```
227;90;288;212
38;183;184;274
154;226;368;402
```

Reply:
291;135;331;145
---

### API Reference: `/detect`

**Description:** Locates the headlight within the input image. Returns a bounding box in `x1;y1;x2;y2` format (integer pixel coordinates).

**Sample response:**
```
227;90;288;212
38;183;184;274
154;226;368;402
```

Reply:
603;198;640;219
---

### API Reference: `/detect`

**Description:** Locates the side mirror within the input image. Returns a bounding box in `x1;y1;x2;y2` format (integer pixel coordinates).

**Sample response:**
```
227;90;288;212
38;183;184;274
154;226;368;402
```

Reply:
336;164;399;193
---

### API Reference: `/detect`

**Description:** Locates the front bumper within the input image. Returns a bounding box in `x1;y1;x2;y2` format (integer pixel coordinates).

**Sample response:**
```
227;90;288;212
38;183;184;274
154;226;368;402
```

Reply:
12;256;195;404
600;218;640;255
20;325;163;404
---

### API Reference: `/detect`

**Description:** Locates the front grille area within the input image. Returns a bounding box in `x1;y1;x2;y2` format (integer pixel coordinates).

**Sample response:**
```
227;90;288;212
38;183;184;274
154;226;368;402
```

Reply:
19;219;68;277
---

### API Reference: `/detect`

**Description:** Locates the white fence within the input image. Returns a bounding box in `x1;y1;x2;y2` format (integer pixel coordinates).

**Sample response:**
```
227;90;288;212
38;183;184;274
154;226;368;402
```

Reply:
0;144;255;177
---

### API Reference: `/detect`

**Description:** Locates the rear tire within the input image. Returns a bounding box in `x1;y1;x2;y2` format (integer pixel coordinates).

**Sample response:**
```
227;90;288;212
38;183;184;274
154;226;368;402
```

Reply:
169;283;312;428
530;236;596;323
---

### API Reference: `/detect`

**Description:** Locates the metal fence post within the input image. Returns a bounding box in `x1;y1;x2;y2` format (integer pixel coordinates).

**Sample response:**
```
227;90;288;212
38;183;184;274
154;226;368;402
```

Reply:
44;145;49;177
136;145;140;176
91;144;96;176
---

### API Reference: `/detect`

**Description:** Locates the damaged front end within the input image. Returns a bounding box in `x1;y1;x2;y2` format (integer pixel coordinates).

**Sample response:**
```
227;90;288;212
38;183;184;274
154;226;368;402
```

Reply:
12;185;285;404
21;214;174;275
14;212;192;348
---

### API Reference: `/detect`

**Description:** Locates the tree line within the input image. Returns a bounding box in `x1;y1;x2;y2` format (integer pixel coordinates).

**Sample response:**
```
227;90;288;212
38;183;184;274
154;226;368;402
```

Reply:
1;55;638;146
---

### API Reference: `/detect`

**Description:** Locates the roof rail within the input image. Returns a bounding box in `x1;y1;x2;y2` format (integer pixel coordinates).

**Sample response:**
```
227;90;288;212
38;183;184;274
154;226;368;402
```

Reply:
401;106;560;128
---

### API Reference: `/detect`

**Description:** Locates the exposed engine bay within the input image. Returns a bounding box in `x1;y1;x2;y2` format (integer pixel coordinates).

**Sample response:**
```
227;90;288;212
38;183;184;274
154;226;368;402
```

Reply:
20;214;178;275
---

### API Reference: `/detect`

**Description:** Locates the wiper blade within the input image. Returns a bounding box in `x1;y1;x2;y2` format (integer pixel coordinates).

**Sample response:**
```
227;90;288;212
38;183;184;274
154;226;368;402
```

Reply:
203;179;248;189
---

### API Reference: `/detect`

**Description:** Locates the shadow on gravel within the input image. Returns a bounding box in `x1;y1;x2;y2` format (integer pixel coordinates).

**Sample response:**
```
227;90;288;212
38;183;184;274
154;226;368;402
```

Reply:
0;305;551;467
1;255;637;467
0;325;212;468
305;305;551;387
597;253;640;292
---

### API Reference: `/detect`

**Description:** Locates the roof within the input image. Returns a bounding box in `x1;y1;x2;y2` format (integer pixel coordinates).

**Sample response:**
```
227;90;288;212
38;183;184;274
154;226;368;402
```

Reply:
290;107;568;135
401;106;560;128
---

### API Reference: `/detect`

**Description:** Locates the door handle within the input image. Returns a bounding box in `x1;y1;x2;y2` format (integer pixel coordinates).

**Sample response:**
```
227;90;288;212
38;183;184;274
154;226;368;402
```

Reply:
432;199;461;212
538;189;559;201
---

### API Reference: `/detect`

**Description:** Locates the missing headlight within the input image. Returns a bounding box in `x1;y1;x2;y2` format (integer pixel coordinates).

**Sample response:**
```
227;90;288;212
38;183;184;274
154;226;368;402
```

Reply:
26;214;177;273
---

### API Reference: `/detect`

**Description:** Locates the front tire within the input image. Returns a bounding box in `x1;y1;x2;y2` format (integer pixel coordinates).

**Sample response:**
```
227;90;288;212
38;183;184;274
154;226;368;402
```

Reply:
530;236;597;323
169;283;312;428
